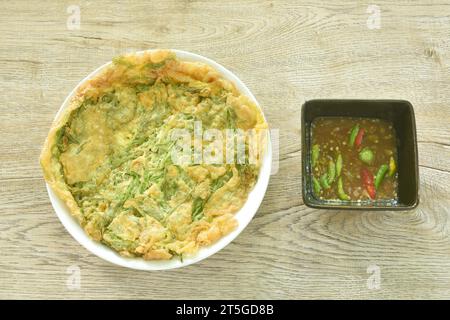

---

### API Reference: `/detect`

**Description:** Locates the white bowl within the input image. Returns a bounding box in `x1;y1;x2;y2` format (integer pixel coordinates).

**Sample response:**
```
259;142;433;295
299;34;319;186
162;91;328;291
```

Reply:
46;49;272;270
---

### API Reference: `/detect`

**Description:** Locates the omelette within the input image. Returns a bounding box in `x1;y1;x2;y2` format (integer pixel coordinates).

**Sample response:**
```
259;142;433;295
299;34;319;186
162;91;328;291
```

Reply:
40;50;267;260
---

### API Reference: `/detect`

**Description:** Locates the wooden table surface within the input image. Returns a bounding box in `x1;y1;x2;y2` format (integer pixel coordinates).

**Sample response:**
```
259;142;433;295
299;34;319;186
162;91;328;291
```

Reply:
1;0;450;300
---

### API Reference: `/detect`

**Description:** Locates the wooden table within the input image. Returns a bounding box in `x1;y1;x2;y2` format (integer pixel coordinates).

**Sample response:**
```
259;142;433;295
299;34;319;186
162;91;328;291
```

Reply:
1;0;450;300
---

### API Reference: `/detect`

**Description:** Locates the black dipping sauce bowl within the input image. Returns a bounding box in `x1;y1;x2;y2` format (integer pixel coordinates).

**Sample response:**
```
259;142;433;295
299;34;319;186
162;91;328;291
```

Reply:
301;99;419;210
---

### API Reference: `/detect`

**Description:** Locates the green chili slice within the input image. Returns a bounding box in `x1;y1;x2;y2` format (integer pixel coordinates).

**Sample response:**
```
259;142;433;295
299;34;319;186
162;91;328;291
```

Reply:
349;124;360;147
337;177;351;200
327;160;336;184
375;164;389;190
320;173;331;189
312;144;320;168
312;176;321;195
336;154;343;177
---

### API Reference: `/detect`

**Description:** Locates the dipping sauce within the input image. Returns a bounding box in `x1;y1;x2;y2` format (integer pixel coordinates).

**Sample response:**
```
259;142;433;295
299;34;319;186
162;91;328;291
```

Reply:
311;117;398;201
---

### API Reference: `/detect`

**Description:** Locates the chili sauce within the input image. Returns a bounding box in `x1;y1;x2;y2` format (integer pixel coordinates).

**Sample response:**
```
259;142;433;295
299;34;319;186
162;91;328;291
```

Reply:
311;117;398;201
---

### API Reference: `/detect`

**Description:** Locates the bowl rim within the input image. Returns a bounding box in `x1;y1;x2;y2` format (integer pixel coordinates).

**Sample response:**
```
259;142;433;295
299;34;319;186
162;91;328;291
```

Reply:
301;99;419;211
46;49;272;270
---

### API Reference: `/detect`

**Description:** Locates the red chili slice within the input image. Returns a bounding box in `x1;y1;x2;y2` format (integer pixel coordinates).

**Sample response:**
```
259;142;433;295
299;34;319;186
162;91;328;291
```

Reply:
366;184;376;200
361;168;376;199
355;128;365;148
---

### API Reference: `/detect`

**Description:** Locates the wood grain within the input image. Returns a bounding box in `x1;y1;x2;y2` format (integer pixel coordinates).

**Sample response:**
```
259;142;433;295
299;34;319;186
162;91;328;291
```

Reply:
1;0;450;299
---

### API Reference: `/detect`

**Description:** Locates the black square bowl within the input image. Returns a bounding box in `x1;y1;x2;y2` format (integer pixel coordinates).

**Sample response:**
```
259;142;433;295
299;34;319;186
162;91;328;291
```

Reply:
301;99;419;210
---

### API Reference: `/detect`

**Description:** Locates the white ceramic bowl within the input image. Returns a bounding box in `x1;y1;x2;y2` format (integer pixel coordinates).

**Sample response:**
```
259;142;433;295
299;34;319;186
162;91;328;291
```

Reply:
46;49;272;270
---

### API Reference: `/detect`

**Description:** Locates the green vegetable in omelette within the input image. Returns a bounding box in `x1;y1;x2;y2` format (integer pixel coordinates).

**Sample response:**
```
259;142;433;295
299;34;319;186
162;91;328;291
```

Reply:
192;198;205;221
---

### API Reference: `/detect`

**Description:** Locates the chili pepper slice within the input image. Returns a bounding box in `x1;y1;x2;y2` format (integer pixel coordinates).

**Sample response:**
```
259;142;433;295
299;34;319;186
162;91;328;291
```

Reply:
361;168;376;199
312;144;320;168
388;156;396;177
354;128;365;148
337;176;351;200
320;173;331;189
327;160;336;184
349;124;360;147
375;164;389;190
312;176;321;195
336;154;343;177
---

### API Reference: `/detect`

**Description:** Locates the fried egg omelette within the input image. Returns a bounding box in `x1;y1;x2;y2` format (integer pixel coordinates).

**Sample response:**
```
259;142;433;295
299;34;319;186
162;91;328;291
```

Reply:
40;50;267;260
